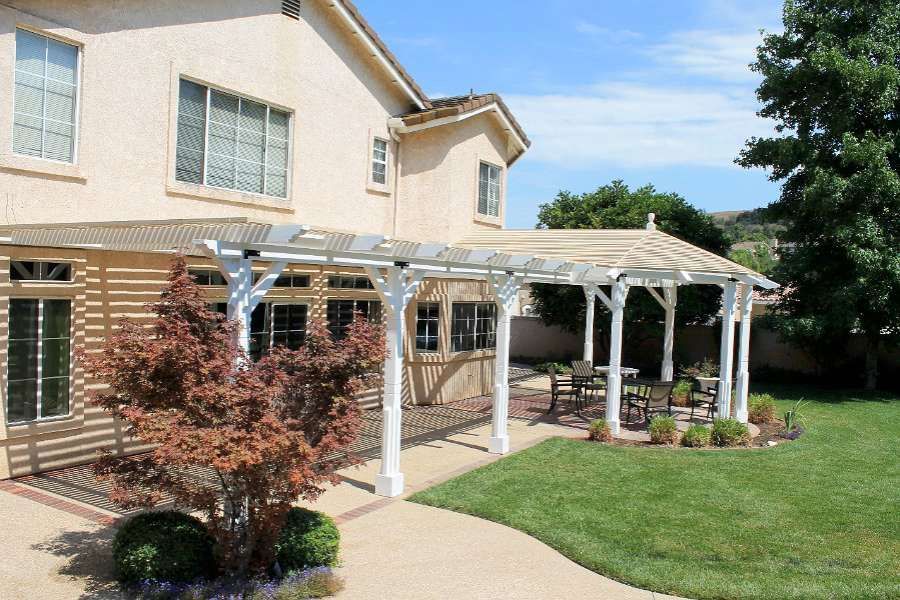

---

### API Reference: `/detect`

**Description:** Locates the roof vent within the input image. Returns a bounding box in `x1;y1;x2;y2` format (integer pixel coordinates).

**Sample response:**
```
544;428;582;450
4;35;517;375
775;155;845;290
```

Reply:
282;0;301;20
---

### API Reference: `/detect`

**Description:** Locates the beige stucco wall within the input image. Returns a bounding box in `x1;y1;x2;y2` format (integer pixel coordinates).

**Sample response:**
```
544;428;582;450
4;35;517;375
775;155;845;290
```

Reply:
0;246;496;478
395;112;510;242
0;0;513;241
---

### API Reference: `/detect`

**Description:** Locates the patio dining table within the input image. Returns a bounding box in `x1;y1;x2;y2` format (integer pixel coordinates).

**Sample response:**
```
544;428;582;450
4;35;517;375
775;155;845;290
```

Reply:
594;365;640;378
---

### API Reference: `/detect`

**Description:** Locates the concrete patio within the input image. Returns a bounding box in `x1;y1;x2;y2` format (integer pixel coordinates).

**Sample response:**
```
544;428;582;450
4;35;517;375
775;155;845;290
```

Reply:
0;376;695;600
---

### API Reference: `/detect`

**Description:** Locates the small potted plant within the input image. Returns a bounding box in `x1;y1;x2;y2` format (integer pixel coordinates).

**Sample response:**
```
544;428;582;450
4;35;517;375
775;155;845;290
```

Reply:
680;357;720;393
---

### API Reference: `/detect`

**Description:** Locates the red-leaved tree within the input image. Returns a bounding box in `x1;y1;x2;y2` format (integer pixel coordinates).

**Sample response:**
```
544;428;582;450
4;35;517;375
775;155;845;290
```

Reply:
80;256;385;573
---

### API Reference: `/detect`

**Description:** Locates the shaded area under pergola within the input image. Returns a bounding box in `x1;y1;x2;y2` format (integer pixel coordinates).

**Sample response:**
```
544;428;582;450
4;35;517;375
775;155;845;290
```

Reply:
0;216;776;497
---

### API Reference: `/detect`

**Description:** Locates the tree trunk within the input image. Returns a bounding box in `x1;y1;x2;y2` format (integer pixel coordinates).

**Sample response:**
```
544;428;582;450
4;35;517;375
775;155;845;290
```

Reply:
864;337;879;391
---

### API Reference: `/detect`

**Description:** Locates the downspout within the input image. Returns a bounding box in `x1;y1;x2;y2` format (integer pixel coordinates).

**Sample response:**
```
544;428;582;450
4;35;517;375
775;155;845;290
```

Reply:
389;121;403;238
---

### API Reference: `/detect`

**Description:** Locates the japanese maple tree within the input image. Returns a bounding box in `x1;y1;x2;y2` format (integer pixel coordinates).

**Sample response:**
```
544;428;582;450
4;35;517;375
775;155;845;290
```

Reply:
80;256;385;573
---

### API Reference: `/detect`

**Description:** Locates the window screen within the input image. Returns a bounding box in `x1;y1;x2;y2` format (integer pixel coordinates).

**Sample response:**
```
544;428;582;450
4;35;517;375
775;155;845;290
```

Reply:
176;79;290;198
14;29;78;163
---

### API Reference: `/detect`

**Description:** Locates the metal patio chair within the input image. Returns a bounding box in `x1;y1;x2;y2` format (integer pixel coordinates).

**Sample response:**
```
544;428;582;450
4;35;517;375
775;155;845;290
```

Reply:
625;379;675;424
690;386;718;421
548;366;583;414
571;360;606;404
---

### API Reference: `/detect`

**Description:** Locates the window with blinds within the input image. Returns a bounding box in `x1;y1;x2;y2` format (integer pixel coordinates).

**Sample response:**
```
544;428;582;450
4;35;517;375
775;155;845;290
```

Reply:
175;79;291;198
13;29;79;163
477;161;502;217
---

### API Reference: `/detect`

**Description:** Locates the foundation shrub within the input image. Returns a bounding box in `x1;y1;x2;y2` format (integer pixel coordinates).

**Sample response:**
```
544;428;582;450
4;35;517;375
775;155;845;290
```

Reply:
748;393;777;424
275;508;340;572
711;418;751;447
681;424;711;447
587;419;612;442
648;415;679;445
113;511;216;585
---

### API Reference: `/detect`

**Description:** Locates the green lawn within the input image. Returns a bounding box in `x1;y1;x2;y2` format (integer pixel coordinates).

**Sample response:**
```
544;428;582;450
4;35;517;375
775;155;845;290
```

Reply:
410;386;900;599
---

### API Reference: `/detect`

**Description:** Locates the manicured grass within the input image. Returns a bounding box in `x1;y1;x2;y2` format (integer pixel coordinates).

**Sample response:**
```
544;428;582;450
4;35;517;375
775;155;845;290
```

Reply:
410;386;900;599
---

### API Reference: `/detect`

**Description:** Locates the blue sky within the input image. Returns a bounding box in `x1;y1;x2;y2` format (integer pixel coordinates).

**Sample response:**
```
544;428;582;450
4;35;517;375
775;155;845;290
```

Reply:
355;0;785;228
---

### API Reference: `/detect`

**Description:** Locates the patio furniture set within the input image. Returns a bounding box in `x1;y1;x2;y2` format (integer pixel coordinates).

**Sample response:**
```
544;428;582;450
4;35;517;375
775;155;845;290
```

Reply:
547;361;719;425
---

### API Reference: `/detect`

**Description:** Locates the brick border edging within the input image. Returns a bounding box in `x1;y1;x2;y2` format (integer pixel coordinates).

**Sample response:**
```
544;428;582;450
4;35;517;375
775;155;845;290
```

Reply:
0;479;121;526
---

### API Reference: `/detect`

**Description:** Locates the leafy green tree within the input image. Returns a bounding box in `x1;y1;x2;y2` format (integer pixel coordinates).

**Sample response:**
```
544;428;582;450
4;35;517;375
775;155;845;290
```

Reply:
530;181;729;366
739;0;900;388
728;243;778;275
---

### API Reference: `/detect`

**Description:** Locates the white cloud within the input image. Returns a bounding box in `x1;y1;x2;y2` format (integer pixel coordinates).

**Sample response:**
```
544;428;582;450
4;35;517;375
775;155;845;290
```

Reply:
506;83;774;169
646;29;764;82
575;20;642;43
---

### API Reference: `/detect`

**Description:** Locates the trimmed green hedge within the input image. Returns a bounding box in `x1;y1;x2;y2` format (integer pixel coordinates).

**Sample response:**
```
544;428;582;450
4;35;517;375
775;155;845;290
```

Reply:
112;510;216;585
276;508;340;572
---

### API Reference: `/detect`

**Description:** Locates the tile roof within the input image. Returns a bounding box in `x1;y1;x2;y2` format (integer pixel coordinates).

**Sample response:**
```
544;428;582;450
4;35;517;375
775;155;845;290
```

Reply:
397;93;531;150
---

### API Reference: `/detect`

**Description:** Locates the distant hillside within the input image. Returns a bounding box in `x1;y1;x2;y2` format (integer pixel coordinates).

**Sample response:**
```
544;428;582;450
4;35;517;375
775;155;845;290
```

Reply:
709;208;786;244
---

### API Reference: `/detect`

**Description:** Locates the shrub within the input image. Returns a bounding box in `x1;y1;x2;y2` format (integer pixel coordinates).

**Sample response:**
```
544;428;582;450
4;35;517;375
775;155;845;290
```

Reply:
671;379;693;407
648;415;679;445
275;508;340;573
711;419;751;447
681;424;711;447
113;511;216;585
533;361;572;374
748;393;777;424
587;419;612;442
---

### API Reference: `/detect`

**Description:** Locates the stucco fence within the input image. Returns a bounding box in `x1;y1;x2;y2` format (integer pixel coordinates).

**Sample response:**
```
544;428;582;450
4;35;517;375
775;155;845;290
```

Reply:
510;315;899;387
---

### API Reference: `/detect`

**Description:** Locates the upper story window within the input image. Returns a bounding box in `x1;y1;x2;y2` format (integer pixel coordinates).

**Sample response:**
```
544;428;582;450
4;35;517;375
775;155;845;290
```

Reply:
175;79;290;198
14;29;79;163
274;273;311;288
371;137;388;185
477;161;502;217
189;268;227;286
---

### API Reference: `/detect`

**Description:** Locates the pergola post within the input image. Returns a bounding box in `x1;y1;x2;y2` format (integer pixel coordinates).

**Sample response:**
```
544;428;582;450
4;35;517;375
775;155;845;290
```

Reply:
661;285;677;381
218;257;286;354
488;274;522;454
734;284;754;423
365;265;424;498
647;284;677;381
605;276;629;434
582;285;596;362
717;280;738;417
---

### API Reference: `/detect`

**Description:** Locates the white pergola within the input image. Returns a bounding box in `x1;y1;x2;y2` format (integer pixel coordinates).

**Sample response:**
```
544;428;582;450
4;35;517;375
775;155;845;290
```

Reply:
0;217;777;497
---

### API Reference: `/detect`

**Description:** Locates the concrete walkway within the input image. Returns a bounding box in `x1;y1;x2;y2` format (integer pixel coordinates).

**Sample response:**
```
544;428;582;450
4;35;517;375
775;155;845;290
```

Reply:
0;402;686;600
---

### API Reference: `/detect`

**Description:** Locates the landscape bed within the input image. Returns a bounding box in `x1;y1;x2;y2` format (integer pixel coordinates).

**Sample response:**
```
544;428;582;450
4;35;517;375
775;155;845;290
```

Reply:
409;385;900;600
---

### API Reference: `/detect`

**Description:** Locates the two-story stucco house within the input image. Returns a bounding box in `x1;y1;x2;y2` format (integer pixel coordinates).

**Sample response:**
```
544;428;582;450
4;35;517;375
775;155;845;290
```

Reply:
0;0;531;480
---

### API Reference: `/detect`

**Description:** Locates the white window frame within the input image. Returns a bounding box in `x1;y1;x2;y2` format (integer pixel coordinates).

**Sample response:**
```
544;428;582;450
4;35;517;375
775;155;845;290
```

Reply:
12;27;81;165
9;260;73;284
369;136;389;191
450;301;497;353
414;301;441;354
5;297;74;425
477;160;502;218
175;77;293;199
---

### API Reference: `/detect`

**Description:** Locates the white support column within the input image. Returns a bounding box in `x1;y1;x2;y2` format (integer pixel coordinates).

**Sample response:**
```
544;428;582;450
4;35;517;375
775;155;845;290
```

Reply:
717;280;738;418
734;284;754;423
605;277;629;434
582;285;596;362
219;258;287;355
661;285;677;381
487;274;522;454
364;265;423;498
221;258;254;353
